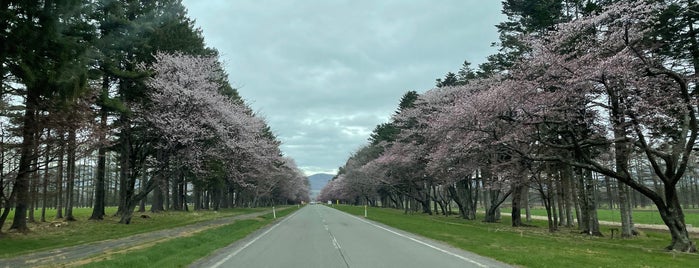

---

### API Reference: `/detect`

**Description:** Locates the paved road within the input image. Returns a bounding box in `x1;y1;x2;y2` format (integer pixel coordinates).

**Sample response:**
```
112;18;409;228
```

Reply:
193;205;511;268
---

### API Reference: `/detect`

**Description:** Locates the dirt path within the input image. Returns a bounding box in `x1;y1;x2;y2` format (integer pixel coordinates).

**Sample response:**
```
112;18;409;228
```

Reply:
0;208;284;268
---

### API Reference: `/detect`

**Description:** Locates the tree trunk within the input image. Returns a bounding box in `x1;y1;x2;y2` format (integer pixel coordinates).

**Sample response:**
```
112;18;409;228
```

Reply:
484;189;512;223
580;169;601;236
64;129;77;221
577;168;589;232
419;196;431;215
618;182;636;237
119;176;155;224
556;175;566;226
116;131;130;216
41;133;50;223
0;192;14;234
151;184;164;212
562;169;574;227
448;180;476;220
171;171;181;211
658;186;696;252
194;187;202;210
549;173;559;229
511;184;523;227
183;180;189;211
10;89;40;233
28;150;39;224
523;186;531;222
543;195;556;232
55;140;64;219
137;174;147;213
0;133;9;232
605;176;615;209
90;107;108;220
150;150;166;213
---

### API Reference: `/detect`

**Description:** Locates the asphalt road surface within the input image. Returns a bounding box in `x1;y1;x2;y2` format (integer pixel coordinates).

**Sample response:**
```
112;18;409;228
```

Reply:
193;205;512;268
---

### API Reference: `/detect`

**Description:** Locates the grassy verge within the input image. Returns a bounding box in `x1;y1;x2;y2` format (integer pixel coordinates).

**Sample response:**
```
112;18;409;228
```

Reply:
0;206;267;258
525;208;699;226
80;206;299;268
335;205;699;267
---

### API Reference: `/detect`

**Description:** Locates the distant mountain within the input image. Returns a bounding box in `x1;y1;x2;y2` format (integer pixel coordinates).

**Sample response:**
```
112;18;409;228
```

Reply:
308;173;334;191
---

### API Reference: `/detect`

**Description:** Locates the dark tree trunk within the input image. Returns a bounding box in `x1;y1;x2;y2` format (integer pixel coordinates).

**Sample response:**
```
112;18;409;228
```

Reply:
511;184;524;227
116;131;130;216
577;168;589;232
452;177;477;220
137;174;147;213
484;189;512;223
194;187;202;210
64;129;77;221
419;196;431;215
183;181;189;212
164;173;170;210
651;184;695;252
119;177;155;224
151;185;164;212
0;133;9;232
577;168;601;236
150;150;166;213
212;186;222;211
28;147;39;224
448;184;471;220
171;172;181;211
0;188;16;234
41;135;50;223
556;176;566;226
605;176;615;209
10;89;40;233
533;166;557;232
609;88;635;237
90;108;108;220
55;141;64;219
543;195;556;232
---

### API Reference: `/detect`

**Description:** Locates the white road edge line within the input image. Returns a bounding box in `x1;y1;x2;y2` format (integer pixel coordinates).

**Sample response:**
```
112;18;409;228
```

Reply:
349;213;488;268
210;208;301;268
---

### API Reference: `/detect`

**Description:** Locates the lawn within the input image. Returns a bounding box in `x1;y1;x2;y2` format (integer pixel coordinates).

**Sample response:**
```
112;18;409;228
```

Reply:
81;206;299;267
0;206;267;258
335;205;699;268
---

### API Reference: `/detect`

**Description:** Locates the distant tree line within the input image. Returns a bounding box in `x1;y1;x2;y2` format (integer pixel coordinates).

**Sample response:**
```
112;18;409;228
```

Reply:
0;0;309;233
320;0;699;252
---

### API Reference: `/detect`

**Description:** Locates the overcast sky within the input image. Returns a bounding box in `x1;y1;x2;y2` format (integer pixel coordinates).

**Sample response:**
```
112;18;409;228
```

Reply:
181;0;505;176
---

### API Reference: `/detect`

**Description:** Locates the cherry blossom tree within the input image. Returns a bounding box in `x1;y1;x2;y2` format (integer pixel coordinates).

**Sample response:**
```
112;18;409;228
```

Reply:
507;1;697;251
138;52;307;220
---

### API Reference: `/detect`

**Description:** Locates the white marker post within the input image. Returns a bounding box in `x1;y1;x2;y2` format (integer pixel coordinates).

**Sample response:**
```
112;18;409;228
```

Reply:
364;205;367;218
273;206;277;219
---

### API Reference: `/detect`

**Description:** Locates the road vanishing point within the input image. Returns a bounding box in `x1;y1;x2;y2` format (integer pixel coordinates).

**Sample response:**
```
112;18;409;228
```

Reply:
192;205;512;268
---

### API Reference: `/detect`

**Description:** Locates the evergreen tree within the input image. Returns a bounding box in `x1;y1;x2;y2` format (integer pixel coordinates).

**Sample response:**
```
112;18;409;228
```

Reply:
6;0;94;232
480;0;566;74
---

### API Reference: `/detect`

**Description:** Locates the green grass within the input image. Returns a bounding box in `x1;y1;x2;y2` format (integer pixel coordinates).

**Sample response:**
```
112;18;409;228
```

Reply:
81;206;299;268
525;208;699;226
336;205;699;268
0;206;267;258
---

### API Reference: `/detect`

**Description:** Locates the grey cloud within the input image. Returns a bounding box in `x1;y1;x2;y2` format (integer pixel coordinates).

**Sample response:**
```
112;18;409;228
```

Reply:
182;0;505;175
